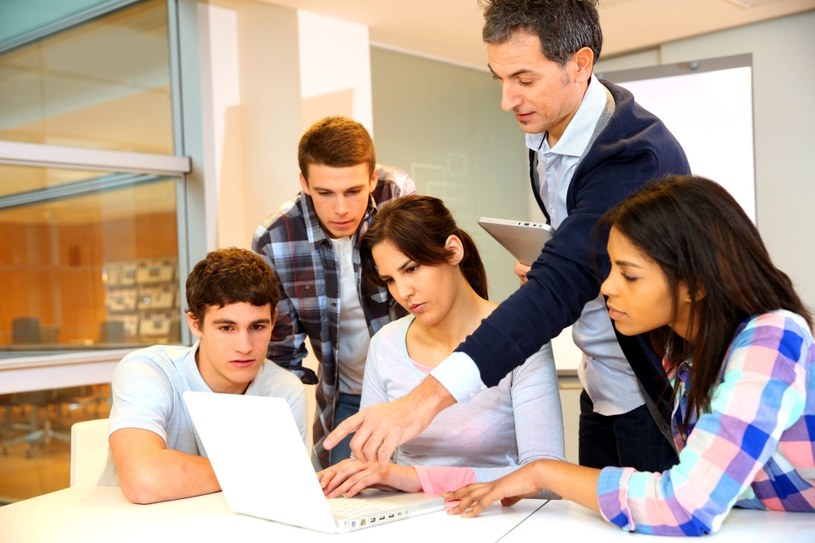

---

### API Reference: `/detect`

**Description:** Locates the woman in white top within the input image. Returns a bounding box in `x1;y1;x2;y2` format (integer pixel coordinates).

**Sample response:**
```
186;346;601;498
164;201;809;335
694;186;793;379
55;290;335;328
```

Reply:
318;195;564;498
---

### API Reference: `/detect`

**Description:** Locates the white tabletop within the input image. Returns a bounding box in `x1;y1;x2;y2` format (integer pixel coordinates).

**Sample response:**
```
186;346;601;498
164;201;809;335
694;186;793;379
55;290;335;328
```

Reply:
0;486;544;543
1;486;813;542
503;499;815;542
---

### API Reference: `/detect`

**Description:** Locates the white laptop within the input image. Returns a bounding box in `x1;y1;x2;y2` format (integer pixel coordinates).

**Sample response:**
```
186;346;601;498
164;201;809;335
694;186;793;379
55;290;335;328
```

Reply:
183;391;445;533
478;217;553;265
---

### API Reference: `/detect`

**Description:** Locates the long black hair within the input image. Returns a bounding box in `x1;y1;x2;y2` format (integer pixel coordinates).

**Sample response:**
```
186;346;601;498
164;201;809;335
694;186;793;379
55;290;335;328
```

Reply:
360;195;489;299
602;175;812;426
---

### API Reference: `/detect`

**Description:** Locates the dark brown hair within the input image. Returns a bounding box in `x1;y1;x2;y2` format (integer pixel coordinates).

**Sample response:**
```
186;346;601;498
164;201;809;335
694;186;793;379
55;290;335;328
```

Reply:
480;0;602;65
297;116;376;180
360;195;489;299
602;175;812;427
186;247;281;324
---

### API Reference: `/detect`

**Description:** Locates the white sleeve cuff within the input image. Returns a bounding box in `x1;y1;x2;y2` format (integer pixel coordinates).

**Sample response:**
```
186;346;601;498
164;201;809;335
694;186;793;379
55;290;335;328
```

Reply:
429;351;486;404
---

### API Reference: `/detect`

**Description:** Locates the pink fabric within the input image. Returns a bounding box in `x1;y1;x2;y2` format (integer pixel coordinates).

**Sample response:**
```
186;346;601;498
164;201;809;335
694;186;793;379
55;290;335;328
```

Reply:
414;465;478;495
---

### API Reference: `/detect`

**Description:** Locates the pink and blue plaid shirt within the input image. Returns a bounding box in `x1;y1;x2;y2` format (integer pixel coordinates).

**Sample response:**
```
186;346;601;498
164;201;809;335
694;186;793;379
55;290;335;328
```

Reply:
598;310;815;536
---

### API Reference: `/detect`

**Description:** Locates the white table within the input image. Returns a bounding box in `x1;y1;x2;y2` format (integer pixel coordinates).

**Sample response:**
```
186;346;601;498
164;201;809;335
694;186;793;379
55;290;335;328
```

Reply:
503;499;815;542
1;486;813;542
0;486;544;543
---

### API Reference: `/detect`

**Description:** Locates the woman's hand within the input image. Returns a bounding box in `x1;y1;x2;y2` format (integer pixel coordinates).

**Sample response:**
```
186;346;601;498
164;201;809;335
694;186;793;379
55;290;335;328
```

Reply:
318;458;421;498
444;463;542;517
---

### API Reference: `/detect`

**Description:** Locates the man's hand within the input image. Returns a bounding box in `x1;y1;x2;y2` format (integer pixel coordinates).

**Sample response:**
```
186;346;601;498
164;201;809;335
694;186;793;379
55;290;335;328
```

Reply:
514;260;531;285
324;376;455;470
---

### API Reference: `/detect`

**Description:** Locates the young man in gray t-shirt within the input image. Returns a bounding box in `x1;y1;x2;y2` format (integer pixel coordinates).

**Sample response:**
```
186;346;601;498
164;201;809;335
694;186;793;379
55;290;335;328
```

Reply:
107;247;306;504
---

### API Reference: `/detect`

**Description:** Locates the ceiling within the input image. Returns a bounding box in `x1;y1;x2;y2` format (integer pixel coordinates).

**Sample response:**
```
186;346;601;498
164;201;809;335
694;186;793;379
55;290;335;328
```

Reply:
262;0;815;69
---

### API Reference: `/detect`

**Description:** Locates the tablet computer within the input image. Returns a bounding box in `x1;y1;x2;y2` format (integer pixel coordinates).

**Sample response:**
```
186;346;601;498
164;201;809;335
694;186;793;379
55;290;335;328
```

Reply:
478;217;553;265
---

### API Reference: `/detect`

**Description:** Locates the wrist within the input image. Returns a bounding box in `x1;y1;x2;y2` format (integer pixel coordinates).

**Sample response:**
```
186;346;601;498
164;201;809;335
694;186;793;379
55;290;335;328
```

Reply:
410;376;455;417
387;465;422;493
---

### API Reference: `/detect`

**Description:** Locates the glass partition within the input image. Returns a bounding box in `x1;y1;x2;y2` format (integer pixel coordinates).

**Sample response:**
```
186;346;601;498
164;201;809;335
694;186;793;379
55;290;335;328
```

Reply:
0;0;172;153
0;167;181;353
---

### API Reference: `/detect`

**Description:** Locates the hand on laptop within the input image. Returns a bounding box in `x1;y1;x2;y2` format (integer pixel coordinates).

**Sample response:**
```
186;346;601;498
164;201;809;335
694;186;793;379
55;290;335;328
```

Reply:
318;458;421;498
324;377;455;469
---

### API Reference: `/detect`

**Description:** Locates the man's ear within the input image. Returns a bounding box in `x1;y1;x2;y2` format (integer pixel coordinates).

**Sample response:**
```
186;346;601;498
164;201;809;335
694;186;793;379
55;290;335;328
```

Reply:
445;234;465;266
299;172;311;195
572;46;594;84
186;311;203;339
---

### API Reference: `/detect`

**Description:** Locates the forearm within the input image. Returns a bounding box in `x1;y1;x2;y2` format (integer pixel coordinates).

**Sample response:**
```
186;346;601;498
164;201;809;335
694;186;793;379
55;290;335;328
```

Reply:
529;459;600;512
111;429;221;504
407;375;456;420
118;448;220;504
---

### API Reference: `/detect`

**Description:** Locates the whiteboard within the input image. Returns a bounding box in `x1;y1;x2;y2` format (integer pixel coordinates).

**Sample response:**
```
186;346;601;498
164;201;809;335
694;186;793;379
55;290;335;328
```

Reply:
550;55;758;373
599;54;756;222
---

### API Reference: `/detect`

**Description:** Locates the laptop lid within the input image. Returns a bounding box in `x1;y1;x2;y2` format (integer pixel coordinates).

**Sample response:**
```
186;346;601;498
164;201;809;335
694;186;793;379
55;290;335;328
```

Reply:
182;391;443;533
477;217;553;265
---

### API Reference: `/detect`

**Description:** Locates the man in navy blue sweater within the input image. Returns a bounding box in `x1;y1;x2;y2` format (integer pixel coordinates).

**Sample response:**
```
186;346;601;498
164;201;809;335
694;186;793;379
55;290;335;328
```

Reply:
325;0;690;472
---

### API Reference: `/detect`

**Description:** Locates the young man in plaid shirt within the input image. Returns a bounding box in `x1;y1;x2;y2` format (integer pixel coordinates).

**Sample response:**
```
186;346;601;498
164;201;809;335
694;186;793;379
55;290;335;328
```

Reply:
252;117;415;468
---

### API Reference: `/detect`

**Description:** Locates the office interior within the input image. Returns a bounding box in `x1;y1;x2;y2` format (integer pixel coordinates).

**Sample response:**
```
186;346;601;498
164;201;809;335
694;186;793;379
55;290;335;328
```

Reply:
0;0;813;506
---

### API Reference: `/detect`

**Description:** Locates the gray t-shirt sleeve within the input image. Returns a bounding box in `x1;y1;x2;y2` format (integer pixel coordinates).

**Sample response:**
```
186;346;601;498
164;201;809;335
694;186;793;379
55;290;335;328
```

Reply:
108;350;175;443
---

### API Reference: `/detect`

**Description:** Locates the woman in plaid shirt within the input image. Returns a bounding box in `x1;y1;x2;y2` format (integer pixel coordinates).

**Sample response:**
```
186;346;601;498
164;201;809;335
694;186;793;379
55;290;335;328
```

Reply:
447;175;814;536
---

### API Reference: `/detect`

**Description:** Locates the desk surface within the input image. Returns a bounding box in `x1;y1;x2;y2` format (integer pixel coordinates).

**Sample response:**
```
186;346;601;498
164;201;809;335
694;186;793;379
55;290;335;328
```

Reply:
504;499;815;542
1;486;812;543
0;486;543;543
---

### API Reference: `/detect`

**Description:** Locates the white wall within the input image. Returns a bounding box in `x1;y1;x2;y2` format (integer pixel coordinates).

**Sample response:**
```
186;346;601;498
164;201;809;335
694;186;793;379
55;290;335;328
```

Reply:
298;11;372;131
597;11;815;311
199;2;377;251
200;0;303;251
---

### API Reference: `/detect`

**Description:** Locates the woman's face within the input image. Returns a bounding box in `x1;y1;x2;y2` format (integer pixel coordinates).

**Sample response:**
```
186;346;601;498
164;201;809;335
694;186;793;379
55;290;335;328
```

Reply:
371;240;461;327
601;227;694;340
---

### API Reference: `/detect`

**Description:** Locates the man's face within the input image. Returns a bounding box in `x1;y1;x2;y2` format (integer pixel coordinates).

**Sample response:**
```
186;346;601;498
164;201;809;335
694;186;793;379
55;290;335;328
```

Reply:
487;31;590;143
188;301;274;394
300;163;376;239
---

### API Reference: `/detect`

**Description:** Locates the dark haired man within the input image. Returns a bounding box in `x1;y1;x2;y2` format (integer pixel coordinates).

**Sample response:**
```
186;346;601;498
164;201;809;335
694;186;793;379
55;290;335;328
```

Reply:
107;247;306;504
326;0;690;475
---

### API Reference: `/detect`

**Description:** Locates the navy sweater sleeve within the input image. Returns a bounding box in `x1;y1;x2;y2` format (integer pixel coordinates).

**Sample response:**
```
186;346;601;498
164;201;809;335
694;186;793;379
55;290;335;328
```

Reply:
459;81;691;387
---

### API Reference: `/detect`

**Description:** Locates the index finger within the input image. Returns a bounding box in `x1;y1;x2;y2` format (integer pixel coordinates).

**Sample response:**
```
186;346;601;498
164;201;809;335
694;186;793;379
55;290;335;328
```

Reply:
324;411;364;451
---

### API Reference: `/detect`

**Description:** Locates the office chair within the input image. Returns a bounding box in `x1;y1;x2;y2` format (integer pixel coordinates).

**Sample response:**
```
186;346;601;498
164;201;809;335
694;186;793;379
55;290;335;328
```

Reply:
99;320;125;344
70;418;111;487
11;316;41;345
0;390;70;457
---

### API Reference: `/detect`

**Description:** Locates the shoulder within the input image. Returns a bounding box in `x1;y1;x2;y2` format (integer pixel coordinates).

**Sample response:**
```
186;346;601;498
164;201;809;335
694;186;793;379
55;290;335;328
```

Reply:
720;310;813;385
252;194;306;245
371;316;411;346
257;361;306;392
734;310;814;353
595;79;689;171
372;164;416;204
117;344;188;371
368;317;413;369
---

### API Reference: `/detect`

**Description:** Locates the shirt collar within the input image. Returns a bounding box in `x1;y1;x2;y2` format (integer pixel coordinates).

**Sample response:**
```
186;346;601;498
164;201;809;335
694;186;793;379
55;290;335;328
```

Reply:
525;74;607;158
